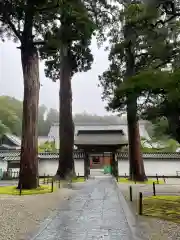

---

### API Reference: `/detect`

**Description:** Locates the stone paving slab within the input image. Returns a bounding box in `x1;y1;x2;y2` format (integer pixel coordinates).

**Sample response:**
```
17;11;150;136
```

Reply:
32;176;134;240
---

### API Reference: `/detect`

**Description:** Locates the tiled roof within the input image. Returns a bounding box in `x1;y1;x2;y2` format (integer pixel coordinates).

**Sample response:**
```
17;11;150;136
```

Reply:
1;150;180;161
0;150;85;161
0;150;20;158
5;134;21;146
3;135;54;147
117;152;180;159
48;117;151;142
4;156;20;161
74;133;128;145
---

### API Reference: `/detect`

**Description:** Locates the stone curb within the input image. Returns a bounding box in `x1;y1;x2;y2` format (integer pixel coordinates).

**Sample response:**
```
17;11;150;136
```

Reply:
113;178;142;240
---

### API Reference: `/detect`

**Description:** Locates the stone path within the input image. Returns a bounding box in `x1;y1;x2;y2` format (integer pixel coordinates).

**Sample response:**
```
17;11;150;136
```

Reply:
32;176;134;240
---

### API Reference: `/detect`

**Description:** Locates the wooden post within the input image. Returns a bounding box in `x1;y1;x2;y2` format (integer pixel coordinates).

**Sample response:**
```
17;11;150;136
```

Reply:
163;175;166;183
125;173;127;178
43;174;46;184
19;184;22;196
153;182;156;196
139;192;143;215
51;179;54;192
156;174;159;184
58;180;60;189
129;186;132;201
47;175;49;184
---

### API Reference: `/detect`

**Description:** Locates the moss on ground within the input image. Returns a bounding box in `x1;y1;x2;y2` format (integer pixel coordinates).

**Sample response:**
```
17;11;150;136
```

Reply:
72;177;85;183
118;177;163;184
0;185;56;195
39;176;85;184
143;196;180;223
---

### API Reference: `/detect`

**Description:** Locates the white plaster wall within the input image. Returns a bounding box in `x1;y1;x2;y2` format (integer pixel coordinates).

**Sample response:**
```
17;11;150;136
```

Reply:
118;160;129;176
144;160;180;176
118;160;180;176
0;160;7;172
39;160;58;176
74;160;84;176
39;160;84;176
8;168;19;172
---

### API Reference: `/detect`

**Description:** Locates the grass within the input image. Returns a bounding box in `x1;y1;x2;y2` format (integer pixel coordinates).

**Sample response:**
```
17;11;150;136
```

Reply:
118;177;164;184
39;176;85;184
0;185;56;195
143;196;180;223
72;177;85;183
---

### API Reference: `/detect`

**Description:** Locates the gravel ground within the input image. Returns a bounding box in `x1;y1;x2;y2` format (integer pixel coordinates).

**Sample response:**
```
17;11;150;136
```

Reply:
118;180;180;240
0;187;76;240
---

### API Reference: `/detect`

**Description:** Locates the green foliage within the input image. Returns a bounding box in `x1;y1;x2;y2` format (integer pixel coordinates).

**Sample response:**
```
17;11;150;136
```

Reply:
0;185;56;195
0;120;10;136
99;1;180;113
0;96;22;135
0;0;63;45
43;0;112;81
141;136;180;152
162;139;180;152
38;141;57;153
137;69;180;143
0;95;58;136
152;117;169;138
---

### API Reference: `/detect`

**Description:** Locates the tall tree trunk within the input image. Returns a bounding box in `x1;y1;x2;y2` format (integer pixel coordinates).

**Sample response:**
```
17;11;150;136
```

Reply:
18;46;40;189
56;46;74;179
124;22;147;182
127;95;147;181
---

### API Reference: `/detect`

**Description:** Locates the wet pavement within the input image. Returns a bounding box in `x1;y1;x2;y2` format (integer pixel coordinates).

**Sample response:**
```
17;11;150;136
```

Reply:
32;176;134;240
0;180;17;186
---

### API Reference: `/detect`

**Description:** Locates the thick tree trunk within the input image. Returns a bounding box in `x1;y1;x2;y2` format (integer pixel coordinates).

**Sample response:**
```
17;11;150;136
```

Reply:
124;22;147;182
127;95;147;181
18;46;39;189
56;46;74;179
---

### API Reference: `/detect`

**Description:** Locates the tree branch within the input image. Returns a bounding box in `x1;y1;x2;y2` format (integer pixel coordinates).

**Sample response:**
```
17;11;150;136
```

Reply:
3;15;22;40
35;0;60;13
33;40;46;46
0;2;22;41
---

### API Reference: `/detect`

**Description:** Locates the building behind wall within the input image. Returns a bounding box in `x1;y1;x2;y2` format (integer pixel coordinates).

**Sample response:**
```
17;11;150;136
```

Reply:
48;115;151;169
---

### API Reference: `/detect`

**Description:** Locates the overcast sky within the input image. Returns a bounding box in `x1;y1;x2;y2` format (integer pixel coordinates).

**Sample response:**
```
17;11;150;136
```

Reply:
0;39;111;115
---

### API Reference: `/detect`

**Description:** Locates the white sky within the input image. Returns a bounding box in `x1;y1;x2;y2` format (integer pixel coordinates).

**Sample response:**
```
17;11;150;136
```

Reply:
0;39;111;115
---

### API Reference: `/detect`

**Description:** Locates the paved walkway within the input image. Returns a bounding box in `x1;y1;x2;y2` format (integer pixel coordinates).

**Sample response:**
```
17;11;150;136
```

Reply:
32;176;134;240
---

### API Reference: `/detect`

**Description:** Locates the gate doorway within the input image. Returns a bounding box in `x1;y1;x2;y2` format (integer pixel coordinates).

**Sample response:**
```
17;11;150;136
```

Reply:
85;151;118;178
89;152;113;174
76;145;122;179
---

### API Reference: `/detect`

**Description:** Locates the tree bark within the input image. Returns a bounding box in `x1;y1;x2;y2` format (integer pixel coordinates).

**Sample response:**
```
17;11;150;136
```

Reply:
127;95;147;181
124;22;147;182
56;46;75;179
18;46;39;189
